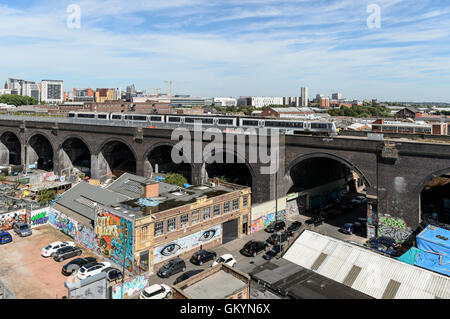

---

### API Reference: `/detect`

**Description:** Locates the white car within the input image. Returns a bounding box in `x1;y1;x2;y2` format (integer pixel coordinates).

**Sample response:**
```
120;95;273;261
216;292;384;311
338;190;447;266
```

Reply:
212;254;236;268
41;241;75;257
77;262;111;280
139;284;172;299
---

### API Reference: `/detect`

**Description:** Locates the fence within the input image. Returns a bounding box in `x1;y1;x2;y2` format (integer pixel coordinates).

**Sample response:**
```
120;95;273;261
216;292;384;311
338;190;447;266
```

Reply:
0;279;15;299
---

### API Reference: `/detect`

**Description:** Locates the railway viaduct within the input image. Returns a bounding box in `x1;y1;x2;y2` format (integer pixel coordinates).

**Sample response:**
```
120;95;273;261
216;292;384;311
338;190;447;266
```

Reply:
0;117;449;238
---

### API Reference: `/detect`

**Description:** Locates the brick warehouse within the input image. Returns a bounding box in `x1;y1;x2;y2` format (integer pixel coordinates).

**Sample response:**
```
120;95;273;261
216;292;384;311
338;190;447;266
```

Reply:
93;177;251;275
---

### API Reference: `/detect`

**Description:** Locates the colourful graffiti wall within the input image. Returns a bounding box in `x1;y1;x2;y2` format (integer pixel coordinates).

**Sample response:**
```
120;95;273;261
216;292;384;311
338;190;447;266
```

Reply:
111;274;148;299
95;206;134;273
250;212;275;233
153;224;222;264
30;208;49;228
377;214;413;243
76;224;96;250
0;209;27;231
48;207;79;238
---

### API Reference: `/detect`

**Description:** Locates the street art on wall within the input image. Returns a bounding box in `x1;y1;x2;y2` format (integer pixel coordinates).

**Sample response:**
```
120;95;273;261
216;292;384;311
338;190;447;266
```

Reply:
378;214;412;243
76;224;96;250
250;212;275;233
30;208;49;228
95;206;134;273
153;224;222;264
0;209;27;231
48;208;78;238
111;274;148;299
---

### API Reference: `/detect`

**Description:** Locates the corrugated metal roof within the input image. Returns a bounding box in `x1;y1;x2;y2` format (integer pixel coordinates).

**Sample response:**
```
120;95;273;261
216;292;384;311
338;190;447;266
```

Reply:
283;230;450;299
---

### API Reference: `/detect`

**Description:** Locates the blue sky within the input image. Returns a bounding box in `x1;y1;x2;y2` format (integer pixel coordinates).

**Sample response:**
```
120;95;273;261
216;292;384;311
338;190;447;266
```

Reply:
1;0;450;101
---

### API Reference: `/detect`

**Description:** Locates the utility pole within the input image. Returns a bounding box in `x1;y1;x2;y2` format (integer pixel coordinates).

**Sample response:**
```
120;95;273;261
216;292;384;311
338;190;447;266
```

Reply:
121;227;128;299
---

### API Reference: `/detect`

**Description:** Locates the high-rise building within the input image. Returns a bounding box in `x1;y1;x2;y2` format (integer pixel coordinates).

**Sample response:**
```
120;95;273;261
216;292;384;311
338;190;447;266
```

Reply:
301;87;308;107
7;78;40;100
41;80;64;104
4;81;7;89
332;93;342;100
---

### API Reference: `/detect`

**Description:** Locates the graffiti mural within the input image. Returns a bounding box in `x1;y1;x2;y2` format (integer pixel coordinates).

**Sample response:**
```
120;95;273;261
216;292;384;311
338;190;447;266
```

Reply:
0;209;27;231
95;207;134;273
250;212;275;233
76;224;96;250
377;214;412;243
48;208;78;238
153;224;222;264
30;208;49;228
112;274;148;299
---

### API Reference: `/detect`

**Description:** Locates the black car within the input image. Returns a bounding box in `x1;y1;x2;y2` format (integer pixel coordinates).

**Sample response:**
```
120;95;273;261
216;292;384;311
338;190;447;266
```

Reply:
190;250;217;266
287;221;302;232
367;242;401;257
157;257;186;278
102;267;123;282
240;240;269;257
173;269;204;285
53;246;82;262
368;236;401;249
265;221;286;233
266;232;290;245
62;257;97;276
262;245;283;260
305;215;325;226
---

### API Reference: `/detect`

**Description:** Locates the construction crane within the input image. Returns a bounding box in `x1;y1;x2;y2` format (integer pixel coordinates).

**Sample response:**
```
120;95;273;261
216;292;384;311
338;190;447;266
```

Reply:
164;80;184;97
148;88;162;97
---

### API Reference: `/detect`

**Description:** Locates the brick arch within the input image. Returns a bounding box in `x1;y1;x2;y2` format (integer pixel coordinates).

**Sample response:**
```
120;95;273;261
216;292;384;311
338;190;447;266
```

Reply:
58;134;94;156
415;166;450;194
26;131;57;152
96;137;138;160
202;148;257;178
143;141;193;165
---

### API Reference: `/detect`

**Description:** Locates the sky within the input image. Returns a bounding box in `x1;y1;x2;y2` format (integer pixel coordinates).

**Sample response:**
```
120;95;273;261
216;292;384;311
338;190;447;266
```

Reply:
1;0;450;102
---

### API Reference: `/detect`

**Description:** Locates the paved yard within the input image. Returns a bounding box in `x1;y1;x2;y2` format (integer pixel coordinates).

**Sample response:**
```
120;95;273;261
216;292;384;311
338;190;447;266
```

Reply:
0;225;102;299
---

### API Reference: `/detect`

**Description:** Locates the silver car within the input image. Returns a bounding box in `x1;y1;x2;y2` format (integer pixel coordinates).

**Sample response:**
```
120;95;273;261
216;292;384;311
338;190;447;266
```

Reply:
13;222;32;237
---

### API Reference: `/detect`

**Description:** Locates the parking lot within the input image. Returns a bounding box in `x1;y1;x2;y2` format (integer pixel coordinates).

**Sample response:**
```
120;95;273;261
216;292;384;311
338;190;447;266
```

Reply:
0;225;102;299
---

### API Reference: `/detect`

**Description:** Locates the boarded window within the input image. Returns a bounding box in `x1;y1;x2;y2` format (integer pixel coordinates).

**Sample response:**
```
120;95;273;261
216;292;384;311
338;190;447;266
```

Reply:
381;280;401;299
311;253;328;271
343;265;362;287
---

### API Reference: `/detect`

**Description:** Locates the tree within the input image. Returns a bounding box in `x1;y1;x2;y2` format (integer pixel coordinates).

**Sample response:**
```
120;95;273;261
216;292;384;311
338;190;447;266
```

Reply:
164;173;188;187
37;189;56;204
0;94;38;106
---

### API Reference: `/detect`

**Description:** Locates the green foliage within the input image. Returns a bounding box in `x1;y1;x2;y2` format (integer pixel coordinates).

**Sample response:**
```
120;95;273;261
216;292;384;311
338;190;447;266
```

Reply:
164;173;188;187
37;189;56;204
327;105;392;118
0;94;38;106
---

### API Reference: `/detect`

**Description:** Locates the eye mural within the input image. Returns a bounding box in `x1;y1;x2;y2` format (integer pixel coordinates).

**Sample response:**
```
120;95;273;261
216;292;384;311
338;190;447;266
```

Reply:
160;243;182;256
153;224;222;264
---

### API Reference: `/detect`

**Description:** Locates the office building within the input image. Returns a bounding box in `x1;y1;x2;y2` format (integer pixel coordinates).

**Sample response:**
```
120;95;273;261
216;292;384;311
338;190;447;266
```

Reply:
301;87;308;107
251;97;284;108
213;97;237;107
332;93;342;100
7;78;40;100
41;80;64;104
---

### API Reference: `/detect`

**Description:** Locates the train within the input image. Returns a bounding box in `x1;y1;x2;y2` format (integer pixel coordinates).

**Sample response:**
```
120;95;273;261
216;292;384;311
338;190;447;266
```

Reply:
67;111;339;136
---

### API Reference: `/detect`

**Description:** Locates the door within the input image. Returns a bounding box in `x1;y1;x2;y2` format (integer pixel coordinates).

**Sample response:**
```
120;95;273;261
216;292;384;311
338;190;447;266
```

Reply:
222;218;239;244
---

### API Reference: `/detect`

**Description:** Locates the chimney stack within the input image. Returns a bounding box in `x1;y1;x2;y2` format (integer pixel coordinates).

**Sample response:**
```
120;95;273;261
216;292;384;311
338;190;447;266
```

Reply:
140;180;159;199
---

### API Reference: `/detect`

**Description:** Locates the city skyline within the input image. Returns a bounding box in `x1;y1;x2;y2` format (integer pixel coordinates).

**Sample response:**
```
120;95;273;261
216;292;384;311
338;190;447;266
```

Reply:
1;1;450;101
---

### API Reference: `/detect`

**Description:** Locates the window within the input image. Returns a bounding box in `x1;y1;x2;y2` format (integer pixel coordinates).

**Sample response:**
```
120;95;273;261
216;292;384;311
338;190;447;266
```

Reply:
154;222;164;237
213;204;221;216
167;218;177;232
192;210;200;224
232;199;239;211
224;201;230;213
243;195;249;208
203;207;211;220
140;225;149;242
180;214;189;228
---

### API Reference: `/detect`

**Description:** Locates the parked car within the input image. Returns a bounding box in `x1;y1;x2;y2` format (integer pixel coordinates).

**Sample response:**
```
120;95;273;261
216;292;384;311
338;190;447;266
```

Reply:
305;215;325;226
287;221;302;232
240;240;269;257
77;262;111;280
53;246;83;262
266;232;290;245
190;250;217;266
212;254;237;268
173;269;204;285
42;241;76;257
61;257;97;276
157;257;186;278
368;236;401;249
0;231;12;245
140;284;172;299
102;267;123;282
13;222;32;237
263;245;283;260
354;196;367;204
367;242;401;257
339;222;362;235
265;221;286;233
